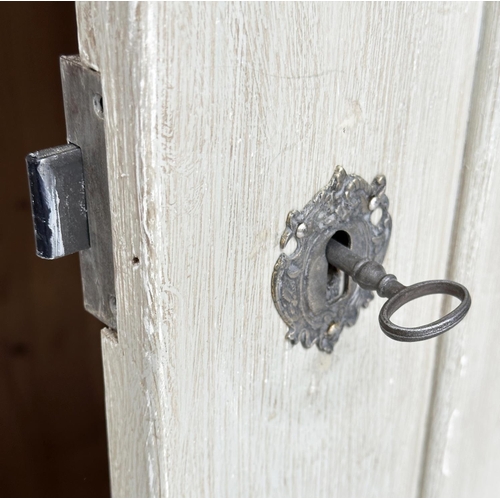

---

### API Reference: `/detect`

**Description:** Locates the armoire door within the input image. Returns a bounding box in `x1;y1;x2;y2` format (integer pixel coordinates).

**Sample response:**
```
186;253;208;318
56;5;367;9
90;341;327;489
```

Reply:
74;3;500;496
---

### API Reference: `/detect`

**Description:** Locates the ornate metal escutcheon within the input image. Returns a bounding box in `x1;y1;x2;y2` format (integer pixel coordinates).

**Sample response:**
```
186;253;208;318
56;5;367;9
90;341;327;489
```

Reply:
271;166;391;353
272;165;471;353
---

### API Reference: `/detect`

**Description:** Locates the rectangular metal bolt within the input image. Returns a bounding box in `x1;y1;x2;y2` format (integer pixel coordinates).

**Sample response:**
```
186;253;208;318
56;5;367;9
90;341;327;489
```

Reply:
26;144;90;259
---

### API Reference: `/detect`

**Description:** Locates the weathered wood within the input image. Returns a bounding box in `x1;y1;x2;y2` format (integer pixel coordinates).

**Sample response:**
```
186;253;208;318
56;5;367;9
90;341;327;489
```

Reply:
76;3;482;496
420;3;500;496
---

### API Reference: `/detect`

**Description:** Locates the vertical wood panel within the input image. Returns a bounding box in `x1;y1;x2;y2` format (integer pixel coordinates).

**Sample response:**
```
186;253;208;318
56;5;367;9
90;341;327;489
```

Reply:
421;4;500;496
76;3;482;496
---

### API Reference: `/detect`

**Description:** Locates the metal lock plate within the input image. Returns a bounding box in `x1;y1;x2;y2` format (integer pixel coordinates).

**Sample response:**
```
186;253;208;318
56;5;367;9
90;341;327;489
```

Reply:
60;56;116;329
272;166;391;353
26;56;116;329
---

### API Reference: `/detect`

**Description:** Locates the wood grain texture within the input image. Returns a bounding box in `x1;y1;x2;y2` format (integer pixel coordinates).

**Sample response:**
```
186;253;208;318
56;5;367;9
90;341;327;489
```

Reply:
76;3;482;496
420;4;500;496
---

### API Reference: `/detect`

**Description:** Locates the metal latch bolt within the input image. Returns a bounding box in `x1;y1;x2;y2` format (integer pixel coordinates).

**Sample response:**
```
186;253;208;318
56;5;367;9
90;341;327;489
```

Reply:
25;56;116;329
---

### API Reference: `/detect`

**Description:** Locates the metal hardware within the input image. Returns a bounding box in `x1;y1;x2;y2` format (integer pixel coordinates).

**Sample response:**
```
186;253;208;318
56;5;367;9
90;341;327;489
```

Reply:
271;166;471;353
25;55;116;329
60;56;115;329
326;239;471;342
272;166;392;352
26;144;89;259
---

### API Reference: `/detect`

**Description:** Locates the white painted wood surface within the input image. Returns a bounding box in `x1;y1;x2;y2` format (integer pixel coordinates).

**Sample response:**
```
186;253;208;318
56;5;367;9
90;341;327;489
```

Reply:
420;3;500;496
75;3;487;496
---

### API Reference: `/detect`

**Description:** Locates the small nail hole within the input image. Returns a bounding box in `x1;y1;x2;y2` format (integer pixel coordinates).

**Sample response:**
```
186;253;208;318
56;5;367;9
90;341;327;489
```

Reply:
109;295;117;314
132;256;140;265
93;93;104;119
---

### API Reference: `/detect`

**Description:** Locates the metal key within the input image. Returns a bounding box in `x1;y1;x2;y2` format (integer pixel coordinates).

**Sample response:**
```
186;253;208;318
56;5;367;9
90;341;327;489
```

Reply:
326;238;471;341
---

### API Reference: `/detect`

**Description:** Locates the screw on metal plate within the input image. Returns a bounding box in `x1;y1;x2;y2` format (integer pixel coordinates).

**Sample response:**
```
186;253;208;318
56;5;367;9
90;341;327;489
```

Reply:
271;166;471;353
25;55;116;329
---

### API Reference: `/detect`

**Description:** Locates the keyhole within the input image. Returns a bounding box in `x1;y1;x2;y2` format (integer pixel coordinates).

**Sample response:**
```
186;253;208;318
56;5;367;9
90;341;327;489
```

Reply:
326;230;351;302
